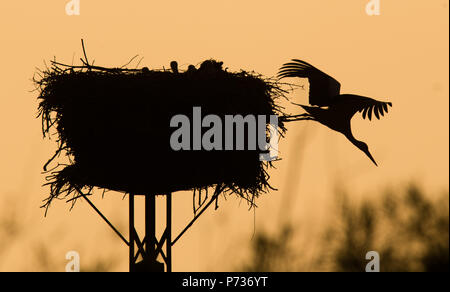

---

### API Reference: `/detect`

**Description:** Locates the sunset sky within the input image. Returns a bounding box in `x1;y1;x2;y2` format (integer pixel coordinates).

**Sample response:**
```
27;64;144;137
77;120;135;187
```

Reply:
0;1;448;271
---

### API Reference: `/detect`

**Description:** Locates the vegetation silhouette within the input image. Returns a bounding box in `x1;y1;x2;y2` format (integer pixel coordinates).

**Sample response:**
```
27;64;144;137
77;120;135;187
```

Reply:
279;59;392;166
240;184;449;272
0;194;122;271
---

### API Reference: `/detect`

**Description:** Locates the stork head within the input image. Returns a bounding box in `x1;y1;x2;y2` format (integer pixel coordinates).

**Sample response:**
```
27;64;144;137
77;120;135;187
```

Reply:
356;141;378;166
170;61;178;73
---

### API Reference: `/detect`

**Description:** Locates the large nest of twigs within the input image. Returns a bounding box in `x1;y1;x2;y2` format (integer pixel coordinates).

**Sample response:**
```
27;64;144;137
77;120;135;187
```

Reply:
34;52;290;212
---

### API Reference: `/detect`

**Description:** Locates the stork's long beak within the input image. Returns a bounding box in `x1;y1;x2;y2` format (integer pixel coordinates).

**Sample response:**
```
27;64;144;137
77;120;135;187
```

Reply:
364;150;378;167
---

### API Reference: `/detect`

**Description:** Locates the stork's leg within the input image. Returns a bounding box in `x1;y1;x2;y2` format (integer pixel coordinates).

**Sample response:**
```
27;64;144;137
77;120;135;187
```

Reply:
281;114;315;122
281;113;307;121
289;113;309;118
288;117;315;122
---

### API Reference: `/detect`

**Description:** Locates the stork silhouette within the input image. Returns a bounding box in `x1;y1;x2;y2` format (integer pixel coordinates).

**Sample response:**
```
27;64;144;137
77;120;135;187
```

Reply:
170;61;179;74
278;59;392;166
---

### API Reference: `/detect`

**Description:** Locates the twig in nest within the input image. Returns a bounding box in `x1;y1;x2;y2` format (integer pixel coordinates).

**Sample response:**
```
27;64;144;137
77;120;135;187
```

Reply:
121;54;139;68
81;39;91;69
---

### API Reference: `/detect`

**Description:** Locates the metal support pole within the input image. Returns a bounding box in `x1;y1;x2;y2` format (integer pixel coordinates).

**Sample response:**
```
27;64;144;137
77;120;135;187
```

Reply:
84;187;222;272
166;192;172;272
145;195;156;260
129;193;135;272
128;193;171;272
83;191;174;272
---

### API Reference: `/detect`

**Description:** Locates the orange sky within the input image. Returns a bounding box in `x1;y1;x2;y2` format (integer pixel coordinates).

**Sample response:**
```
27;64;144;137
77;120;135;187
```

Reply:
0;1;448;271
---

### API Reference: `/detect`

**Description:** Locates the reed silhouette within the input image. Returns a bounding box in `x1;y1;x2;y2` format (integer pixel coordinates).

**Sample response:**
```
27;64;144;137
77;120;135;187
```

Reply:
240;184;449;272
279;59;392;166
326;185;449;272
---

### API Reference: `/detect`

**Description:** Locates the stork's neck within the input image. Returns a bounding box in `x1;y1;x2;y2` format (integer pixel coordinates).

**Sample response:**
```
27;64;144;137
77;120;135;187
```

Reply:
344;131;361;148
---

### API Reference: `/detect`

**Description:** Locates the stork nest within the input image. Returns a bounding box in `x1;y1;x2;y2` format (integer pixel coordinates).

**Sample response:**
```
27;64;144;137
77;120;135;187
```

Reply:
33;52;293;214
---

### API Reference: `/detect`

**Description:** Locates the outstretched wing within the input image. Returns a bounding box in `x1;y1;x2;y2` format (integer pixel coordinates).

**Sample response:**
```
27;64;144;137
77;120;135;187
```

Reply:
278;59;341;106
335;94;392;120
